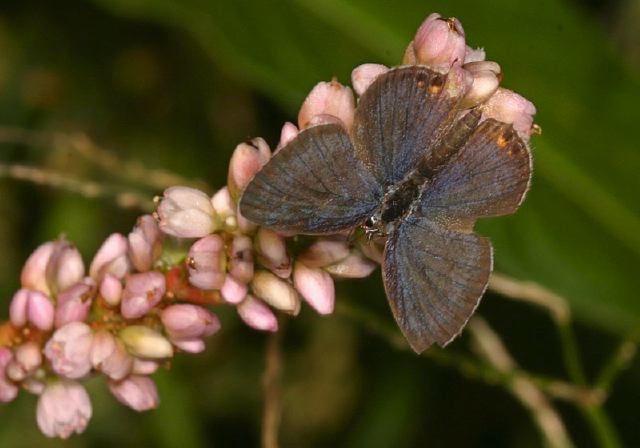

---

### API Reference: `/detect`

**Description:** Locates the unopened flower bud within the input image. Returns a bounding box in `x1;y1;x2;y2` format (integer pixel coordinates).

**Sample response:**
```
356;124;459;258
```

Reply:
325;252;377;278
298;80;355;130
100;273;123;306
10;289;55;331
91;330;132;381
44;322;94;379
299;238;351;268
187;234;226;290
55;279;96;328
255;228;291;278
15;341;43;374
412;13;466;70
461;61;501;108
211;187;237;230
351;64;389;96
46;243;85;296
293;261;335;315
121;272;166;320
161;304;220;340
20;241;56;294
228;235;254;284
119;326;173;359
221;275;248;304
37;380;92;439
108;375;159;411
237;295;278;332
251;271;300;315
0;348;18;403
128;214;164;272
157;186;218;238
172;338;206;353
277;122;299;150
132;358;159;375
227;138;271;200
482;88;537;141
89;233;130;280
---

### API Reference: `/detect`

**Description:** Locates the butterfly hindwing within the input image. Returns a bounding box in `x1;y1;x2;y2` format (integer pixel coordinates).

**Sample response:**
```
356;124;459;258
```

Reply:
240;123;383;234
419;118;532;231
351;66;468;187
383;216;493;352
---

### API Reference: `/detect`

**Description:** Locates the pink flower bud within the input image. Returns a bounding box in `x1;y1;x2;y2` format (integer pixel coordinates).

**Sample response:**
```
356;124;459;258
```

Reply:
28;290;55;331
128;214;164;272
412;13;466;69
100;273;123;306
325;252;377;278
237;295;278;332
108;375;159;411
172;338;206;353
121;271;166;320
161;304;220;340
89;233;130;280
251;271;300;315
228;235;254;284
298;80;355;130
211;187;237;230
132;358;159;375
157;186;218;238
91;330;133;381
227;138;271;200
482;88;537;141
46;243;85;296
55;279;96;328
37;380;92;438
464;45;486;63
277;122;299;150
293;262;335;315
220;275;248;304
20;241;56;294
461;61;501;108
299;238;351;268
0;348;18;403
10;289;55;331
255;228;291;278
186;235;226;290
21;241;85;296
44;322;93;379
14;341;42;374
119;326;173;359
351;64;389;96
9;288;29;327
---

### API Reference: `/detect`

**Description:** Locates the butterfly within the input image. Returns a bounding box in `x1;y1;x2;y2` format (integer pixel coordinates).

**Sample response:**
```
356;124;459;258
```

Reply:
239;66;532;353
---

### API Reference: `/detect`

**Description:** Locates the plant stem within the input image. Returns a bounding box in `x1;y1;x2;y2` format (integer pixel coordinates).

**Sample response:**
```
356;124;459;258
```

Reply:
261;319;285;448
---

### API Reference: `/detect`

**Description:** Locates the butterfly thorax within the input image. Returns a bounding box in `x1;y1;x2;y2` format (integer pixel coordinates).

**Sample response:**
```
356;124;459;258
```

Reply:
364;171;427;237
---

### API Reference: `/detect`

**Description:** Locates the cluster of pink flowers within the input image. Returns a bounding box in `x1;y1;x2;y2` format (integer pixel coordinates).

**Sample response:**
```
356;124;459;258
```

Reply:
0;12;536;439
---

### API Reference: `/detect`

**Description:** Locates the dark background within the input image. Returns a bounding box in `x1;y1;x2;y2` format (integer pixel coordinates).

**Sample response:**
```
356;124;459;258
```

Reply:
0;0;638;446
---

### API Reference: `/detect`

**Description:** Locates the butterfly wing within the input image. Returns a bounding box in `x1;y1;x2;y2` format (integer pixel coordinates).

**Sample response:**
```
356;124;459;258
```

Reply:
351;66;470;187
240;123;383;234
419;119;532;231
383;216;493;352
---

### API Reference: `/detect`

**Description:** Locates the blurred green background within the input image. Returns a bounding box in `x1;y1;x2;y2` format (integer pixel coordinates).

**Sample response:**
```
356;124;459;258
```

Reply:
0;0;639;446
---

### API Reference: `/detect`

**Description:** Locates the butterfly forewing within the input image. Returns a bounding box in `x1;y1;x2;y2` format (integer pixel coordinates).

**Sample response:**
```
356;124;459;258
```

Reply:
351;66;467;187
383;216;493;352
419;119;532;232
240;123;383;234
